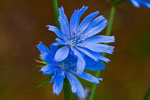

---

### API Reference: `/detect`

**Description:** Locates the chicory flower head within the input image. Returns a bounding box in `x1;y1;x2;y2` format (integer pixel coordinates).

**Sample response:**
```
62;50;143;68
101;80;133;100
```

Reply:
47;6;115;74
37;42;104;98
128;0;150;8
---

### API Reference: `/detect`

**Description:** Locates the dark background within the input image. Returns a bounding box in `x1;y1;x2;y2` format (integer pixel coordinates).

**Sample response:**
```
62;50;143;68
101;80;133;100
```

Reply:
0;0;150;100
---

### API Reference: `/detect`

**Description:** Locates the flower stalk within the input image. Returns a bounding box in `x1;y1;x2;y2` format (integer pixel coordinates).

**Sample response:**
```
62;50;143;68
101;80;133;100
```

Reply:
52;0;70;100
52;0;60;28
144;88;150;100
89;5;116;100
64;78;71;100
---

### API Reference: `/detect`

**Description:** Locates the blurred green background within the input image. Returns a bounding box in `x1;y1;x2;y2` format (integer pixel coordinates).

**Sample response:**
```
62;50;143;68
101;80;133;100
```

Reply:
0;0;150;100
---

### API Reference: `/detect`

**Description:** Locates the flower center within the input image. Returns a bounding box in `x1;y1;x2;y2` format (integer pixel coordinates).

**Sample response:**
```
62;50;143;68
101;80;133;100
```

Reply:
68;33;84;47
58;57;76;71
58;62;69;71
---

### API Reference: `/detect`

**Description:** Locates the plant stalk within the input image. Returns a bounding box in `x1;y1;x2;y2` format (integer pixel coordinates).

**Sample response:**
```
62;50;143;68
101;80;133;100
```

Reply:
64;78;71;100
144;88;150;100
89;5;116;100
52;0;60;28
52;1;70;100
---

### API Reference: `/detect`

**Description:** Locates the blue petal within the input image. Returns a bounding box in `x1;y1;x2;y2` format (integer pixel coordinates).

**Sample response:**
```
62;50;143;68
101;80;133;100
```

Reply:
66;72;85;98
70;6;88;33
83;43;114;54
95;54;110;63
50;43;58;54
87;50;110;62
85;55;100;65
80;48;110;63
50;70;65;83
51;42;61;46
141;1;150;8
85;62;105;71
37;42;54;64
46;25;66;40
58;17;69;39
129;0;140;8
72;71;99;84
70;10;79;34
40;65;58;75
85;35;115;43
71;48;85;74
59;6;70;37
79;11;99;32
59;7;69;28
55;38;66;45
85;19;108;38
54;46;69;62
79;15;107;38
89;15;106;28
76;6;88;32
77;47;98;61
65;72;77;93
37;42;50;54
53;75;64;95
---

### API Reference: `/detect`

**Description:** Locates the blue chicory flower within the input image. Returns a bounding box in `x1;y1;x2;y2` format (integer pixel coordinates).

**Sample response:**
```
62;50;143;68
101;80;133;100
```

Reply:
128;0;150;8
47;6;115;73
37;42;104;98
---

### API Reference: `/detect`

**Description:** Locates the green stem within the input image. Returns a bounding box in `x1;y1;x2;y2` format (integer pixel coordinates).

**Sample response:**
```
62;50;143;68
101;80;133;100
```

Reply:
106;6;116;36
36;76;51;88
144;88;150;100
52;1;70;100
64;78;71;100
89;6;116;100
52;0;60;28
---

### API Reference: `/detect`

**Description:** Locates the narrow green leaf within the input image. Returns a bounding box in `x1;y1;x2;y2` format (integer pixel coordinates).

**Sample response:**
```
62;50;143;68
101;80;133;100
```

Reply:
37;76;51;88
144;88;150;100
35;65;44;68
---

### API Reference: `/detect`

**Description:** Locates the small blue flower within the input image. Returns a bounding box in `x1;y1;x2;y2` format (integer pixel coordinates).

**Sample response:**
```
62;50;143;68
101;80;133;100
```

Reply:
37;42;104;98
47;6;115;73
128;0;150;8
